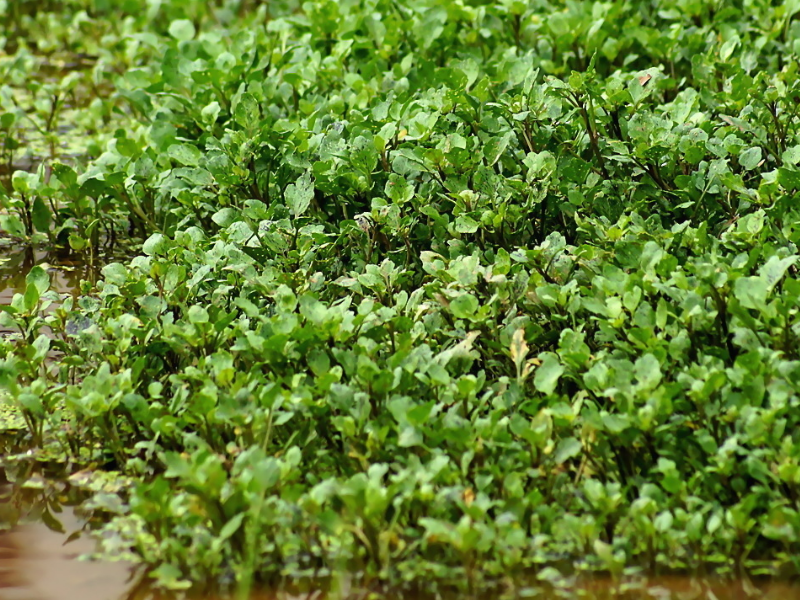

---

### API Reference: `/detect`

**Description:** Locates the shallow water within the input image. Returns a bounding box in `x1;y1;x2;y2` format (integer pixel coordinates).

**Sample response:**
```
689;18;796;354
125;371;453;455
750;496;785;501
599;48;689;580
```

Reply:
0;245;99;304
0;244;103;346
0;469;798;600
0;508;135;600
0;463;136;600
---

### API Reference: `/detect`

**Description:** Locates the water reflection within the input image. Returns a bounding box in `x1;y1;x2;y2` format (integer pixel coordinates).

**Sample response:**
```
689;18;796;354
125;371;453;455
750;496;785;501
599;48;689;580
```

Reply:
0;463;135;600
0;508;136;600
0;245;98;305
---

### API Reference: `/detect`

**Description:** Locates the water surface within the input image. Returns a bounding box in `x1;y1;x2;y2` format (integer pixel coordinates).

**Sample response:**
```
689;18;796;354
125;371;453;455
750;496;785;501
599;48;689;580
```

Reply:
0;245;98;305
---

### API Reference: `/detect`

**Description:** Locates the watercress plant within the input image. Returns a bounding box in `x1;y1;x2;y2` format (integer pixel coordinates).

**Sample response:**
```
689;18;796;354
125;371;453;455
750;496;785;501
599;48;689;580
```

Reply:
2;0;800;596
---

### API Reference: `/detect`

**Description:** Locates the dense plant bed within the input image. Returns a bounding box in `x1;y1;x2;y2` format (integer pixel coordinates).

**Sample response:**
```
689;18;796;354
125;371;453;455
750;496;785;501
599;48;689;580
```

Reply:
2;0;800;595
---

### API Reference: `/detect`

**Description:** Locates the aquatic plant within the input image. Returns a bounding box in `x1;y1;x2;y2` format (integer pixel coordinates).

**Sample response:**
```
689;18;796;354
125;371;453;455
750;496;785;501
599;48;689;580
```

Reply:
2;0;800;595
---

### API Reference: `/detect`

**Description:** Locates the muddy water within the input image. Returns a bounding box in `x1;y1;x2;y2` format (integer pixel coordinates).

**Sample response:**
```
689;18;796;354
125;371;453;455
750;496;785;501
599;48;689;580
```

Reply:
0;245;99;305
0;464;136;600
0;508;135;600
0;244;136;600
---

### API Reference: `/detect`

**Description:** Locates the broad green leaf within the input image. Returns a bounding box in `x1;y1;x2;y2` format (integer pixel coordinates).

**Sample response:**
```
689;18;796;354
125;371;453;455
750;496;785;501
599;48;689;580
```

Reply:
778;168;800;190
31;197;51;233
143;233;169;256
187;305;209;324
0;215;26;238
168;143;202;167
483;132;513;166
654;511;674;532
385;174;413;203
534;353;564;395
783;146;800;166
554;437;582;464
450;294;479;319
738;146;762;170
11;171;34;194
168;19;196;41
286;172;315;217
634;354;662;391
350;136;378;175
234;93;260;130
23;284;39;312
26;266;50;295
454;215;479;234
759;255;796;290
734;276;768;310
212;208;239;228
241;246;271;265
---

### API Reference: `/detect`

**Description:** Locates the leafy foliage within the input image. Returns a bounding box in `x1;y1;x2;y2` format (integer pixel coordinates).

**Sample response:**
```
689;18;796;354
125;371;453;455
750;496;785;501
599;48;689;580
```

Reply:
3;0;800;595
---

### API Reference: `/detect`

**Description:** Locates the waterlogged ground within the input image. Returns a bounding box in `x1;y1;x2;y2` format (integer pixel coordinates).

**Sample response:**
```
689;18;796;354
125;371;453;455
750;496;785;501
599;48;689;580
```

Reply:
1;445;796;600
1;494;800;600
0;457;797;600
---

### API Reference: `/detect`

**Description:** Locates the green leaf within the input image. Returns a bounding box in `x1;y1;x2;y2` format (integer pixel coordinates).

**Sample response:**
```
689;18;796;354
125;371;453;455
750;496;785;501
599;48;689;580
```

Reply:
187;306;209;324
782;146;800;166
152;564;191;591
26;265;50;295
143;233;169;256
758;255;796;290
168;19;196;41
654;511;674;532
601;413;628;434
18;392;44;416
593;539;615;566
22;286;38;312
450;294;479;319
385;174;413;203
483;132;513;166
778;168;800;191
534;353;564;395
201;101;221;125
554;437;582;464
234;93;260;130
31;197;51;233
40;507;65;534
218;513;245;541
168;143;202;167
68;234;87;251
286;171;315;217
241;246;271;265
0;214;26;237
454;215;479;234
32;335;50;362
734;276;768;311
738;146;762;170
212;208;239;228
11;171;34;194
350;136;378;175
634;354;662;391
